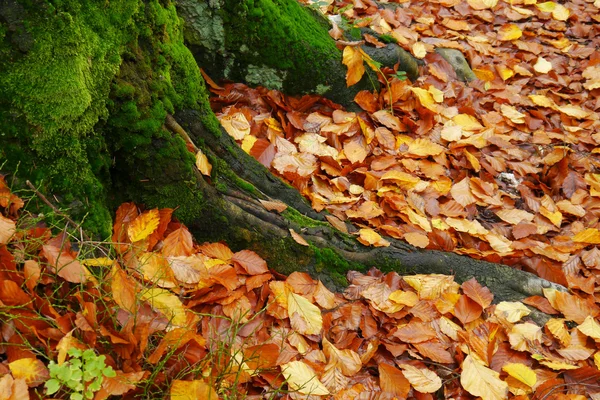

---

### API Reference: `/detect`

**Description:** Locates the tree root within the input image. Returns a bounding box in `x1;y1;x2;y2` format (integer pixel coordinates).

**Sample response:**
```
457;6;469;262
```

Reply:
174;110;566;325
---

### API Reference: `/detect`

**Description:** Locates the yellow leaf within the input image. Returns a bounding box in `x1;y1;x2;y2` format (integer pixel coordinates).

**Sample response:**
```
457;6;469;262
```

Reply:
343;46;365;87
467;0;498;9
441;123;463;142
534;57;553;74
573;228;600;244
428;86;444;103
322;337;362;376
453;114;483;131
358;228;390;247
595;352;600;370
502;363;537;387
529;94;557;109
495;209;534;225
473;68;495;82
170;380;218;399
501;104;526;124
287;292;323;335
380;170;421;190
485;233;513;254
450;178;476;207
536;1;556;11
411;88;440;113
404;232;429;248
464;149;480;172
127;209;160;242
508;323;542;351
461;355;508;400
494;301;531;323
389;290;419;306
412;42;427;59
407;138;445;157
403;274;459;300
399;364;442;393
220;112;250;140
195;150;212;177
281;361;329;395
538;359;579;370
497;65;515;81
9;358;49;387
557;104;591;119
537;1;570;20
141;288;188;327
539;207;562;227
583;66;600;90
446;217;488;236
241;135;257;154
497;24;522;41
546;318;571;347
578;315;600;340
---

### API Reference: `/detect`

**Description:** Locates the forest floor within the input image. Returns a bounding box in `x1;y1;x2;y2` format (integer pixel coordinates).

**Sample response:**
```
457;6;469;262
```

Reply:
1;0;600;398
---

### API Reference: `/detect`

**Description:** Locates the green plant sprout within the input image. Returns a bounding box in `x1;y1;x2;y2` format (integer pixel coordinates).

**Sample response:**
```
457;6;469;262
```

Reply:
45;348;116;400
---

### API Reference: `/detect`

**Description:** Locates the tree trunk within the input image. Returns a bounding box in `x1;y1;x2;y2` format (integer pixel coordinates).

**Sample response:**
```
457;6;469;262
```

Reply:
0;0;564;316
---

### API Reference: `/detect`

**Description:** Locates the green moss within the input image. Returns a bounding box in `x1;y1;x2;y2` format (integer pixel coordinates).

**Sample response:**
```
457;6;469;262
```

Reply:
379;34;397;44
104;0;210;226
312;246;364;275
282;208;328;229
220;0;345;96
208;153;258;195
0;0;141;237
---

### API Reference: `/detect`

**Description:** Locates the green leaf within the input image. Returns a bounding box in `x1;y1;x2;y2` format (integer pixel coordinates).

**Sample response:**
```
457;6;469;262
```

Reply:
88;378;102;391
68;348;82;358
84;389;95;399
70;393;83;400
103;367;116;378
45;379;61;395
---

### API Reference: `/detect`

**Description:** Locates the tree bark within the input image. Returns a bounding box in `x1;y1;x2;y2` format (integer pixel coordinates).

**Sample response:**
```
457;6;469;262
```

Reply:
0;0;564;320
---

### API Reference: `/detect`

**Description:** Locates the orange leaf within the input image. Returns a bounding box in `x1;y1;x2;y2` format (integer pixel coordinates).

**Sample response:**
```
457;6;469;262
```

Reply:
462;278;493;309
232;250;268;275
378;363;410;398
198;242;233;261
0;215;16;244
289;229;309;246
111;264;138;313
42;238;89;283
454;294;482;324
162;227;194;257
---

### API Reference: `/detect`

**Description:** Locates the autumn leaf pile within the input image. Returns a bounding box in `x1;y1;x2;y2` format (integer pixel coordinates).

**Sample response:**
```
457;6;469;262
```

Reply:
2;177;600;398
209;0;600;317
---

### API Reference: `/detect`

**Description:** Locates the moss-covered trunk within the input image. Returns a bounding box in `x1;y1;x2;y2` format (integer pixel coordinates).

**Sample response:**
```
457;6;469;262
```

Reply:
0;0;560;315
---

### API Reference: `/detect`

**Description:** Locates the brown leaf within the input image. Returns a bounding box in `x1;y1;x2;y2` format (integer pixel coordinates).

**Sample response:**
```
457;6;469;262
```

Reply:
289;228;309;246
232;250;268;275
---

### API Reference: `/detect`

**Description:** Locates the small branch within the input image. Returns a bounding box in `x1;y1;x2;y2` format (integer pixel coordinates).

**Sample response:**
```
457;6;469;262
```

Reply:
165;114;199;153
25;180;92;242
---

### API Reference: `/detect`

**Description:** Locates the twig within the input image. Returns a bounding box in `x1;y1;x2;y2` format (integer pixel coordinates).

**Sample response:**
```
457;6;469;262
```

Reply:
165;114;199;153
25;180;92;241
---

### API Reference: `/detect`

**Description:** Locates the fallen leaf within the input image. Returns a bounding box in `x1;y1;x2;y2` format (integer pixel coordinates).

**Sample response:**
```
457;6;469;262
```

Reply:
461;355;509;400
282;361;329;395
